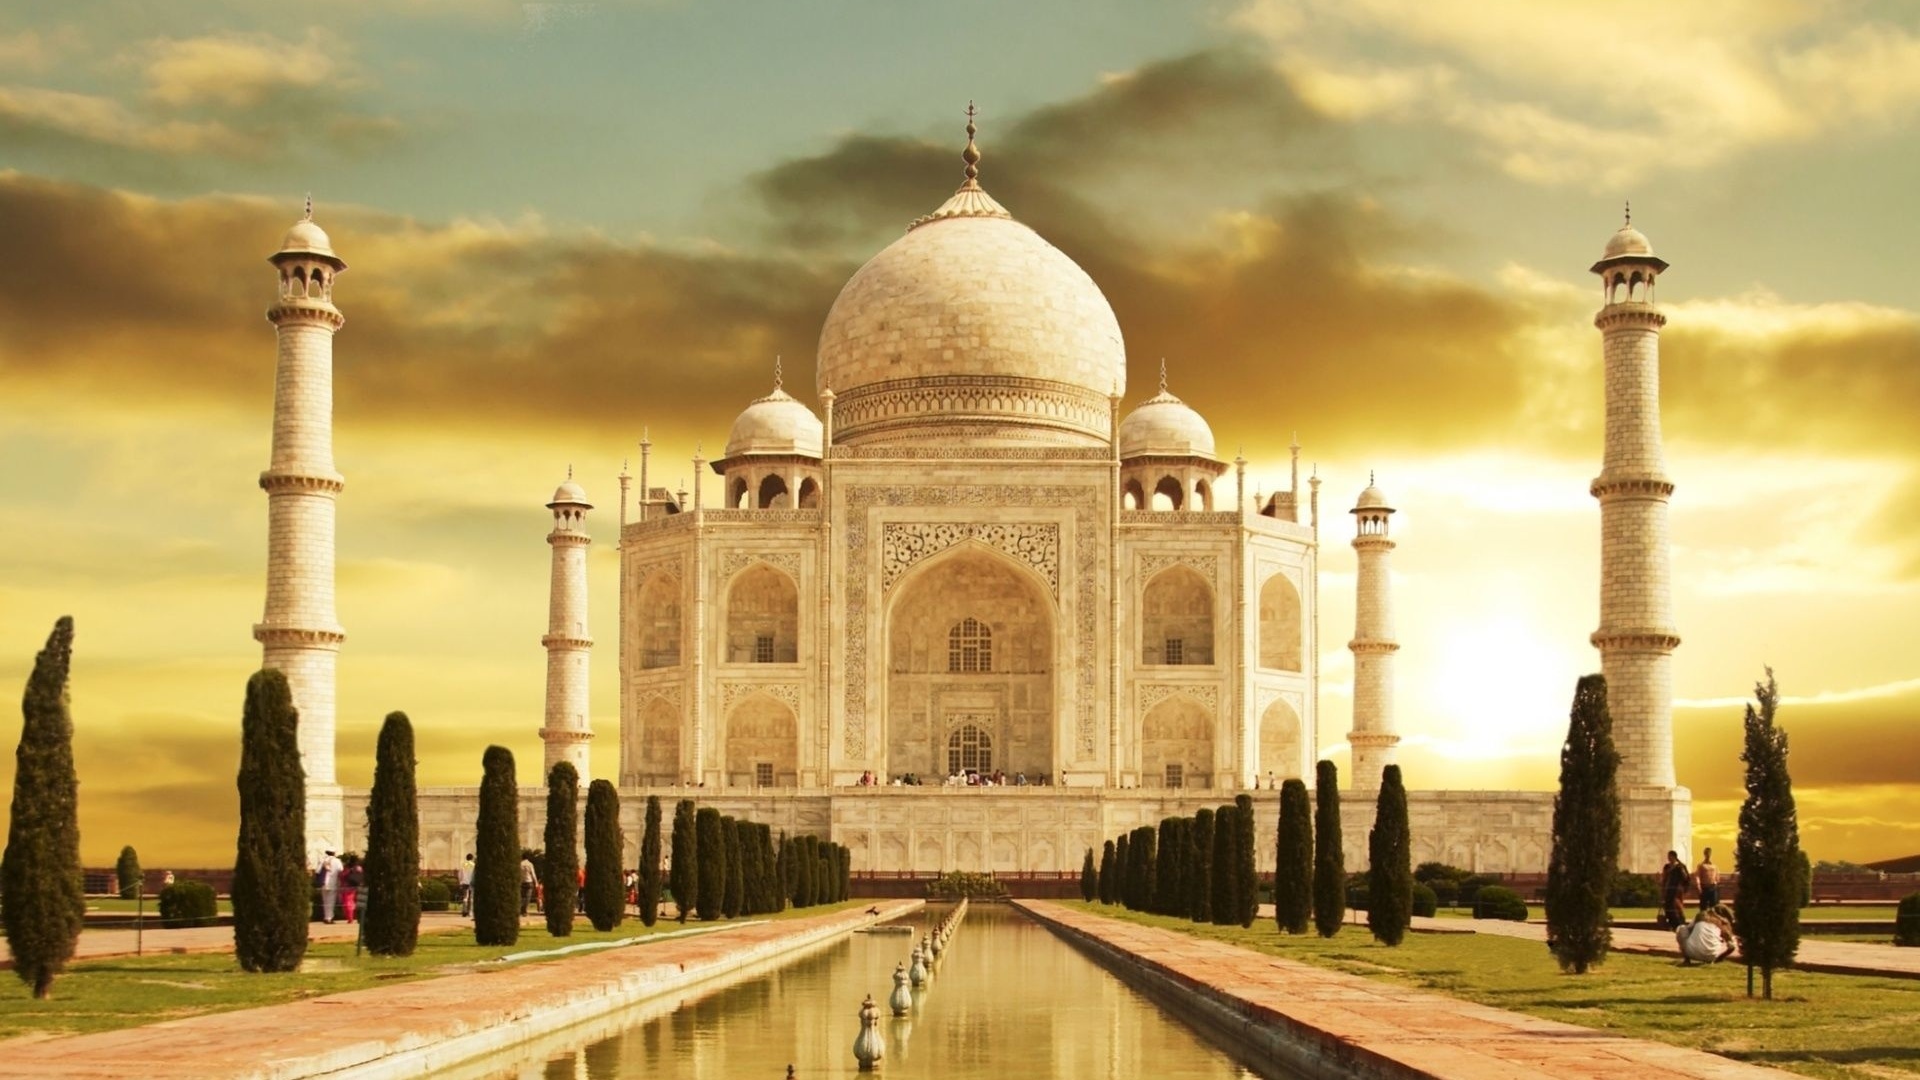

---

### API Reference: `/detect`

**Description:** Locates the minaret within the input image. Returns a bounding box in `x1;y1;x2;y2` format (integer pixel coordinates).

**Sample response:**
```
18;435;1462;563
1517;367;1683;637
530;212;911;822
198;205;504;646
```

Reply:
1347;474;1399;789
1590;208;1679;793
257;198;347;855
540;471;595;782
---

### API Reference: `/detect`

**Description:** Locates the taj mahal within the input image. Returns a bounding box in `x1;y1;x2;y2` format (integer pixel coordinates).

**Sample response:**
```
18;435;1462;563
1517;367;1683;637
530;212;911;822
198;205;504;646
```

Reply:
255;116;1689;876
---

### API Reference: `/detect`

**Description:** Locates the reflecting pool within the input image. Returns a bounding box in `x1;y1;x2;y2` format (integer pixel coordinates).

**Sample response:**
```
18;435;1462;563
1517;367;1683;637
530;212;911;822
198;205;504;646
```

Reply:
437;904;1275;1079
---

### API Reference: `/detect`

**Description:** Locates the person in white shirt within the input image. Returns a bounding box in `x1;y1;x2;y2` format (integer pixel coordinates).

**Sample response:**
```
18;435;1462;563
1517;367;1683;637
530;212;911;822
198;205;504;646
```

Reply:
458;854;475;917
319;850;344;924
1677;904;1738;965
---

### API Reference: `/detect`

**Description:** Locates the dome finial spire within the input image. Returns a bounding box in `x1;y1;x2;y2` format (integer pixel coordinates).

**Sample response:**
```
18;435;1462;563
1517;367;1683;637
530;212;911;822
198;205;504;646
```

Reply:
1624;199;1631;227
962;101;981;189
1158;358;1168;395
303;192;313;221
774;354;783;390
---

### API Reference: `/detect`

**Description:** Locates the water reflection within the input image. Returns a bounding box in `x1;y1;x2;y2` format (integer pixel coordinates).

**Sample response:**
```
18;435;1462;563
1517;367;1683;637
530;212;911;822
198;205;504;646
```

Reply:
444;905;1268;1079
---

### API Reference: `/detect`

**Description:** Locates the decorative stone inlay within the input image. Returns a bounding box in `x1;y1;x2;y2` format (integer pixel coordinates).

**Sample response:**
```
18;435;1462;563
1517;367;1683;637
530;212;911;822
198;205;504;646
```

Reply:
631;558;683;585
699;509;824;525
833;375;1112;444
1138;553;1217;582
254;626;345;647
1119;511;1241;526
1590;630;1682;651
258;470;345;495
830;445;1112;461
720;680;802;715
634;684;682;709
844;485;1100;759
723;550;802;579
1589;476;1676;499
881;522;1059;598
1255;685;1282;719
1138;683;1218;715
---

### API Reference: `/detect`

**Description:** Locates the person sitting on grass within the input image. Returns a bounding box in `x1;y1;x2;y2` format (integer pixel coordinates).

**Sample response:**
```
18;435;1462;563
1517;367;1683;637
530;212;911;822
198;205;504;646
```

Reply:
1677;903;1738;965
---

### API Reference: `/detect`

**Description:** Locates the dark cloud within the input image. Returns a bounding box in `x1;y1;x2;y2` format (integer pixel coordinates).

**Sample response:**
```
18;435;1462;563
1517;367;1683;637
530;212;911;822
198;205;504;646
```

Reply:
1675;686;1920;802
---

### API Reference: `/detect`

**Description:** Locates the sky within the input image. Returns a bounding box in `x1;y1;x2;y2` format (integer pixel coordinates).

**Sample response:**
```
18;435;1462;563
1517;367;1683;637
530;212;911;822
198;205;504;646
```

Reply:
1;0;1915;868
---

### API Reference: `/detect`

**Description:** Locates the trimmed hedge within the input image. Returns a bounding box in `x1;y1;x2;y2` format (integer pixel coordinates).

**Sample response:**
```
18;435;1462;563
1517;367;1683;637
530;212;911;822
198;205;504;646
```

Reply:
1411;882;1438;918
158;881;218;928
1896;891;1920;948
1474;885;1529;921
419;878;453;912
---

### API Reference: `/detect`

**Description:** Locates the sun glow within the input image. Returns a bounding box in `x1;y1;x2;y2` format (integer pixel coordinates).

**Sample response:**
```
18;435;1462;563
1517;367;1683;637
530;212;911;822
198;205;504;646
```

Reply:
1421;613;1580;761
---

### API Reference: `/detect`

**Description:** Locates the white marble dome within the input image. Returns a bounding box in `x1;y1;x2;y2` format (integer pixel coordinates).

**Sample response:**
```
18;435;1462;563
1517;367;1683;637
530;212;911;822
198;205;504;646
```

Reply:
549;477;590;507
814;182;1126;446
1603;224;1653;259
725;386;824;458
275;218;343;265
1354;482;1392;511
1118;388;1215;459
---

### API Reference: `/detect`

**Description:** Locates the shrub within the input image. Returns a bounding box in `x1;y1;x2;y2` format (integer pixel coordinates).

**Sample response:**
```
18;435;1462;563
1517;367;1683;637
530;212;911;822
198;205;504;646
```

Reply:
1346;871;1370;913
158;881;218;928
1411;882;1438;918
2;617;86;999
473;746;521;946
926;871;1006;900
542;762;580;938
1895;892;1920;948
418;878;452;912
364;712;421;957
584;780;625;932
231;669;308;973
115;847;141;900
1608;871;1660;908
1474;885;1529;921
1312;761;1345;937
1458;874;1500;907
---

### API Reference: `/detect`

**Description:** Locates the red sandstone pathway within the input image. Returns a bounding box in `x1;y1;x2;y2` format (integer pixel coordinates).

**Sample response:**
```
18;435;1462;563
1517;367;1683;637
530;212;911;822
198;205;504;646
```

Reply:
0;901;919;1079
1022;899;1791;1080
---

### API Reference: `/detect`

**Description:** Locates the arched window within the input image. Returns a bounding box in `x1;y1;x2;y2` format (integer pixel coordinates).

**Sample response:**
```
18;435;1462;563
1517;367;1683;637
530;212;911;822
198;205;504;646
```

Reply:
797;477;821;509
1142;566;1213;666
727;564;799;663
1121;477;1146;511
947;617;991;673
758;473;790;509
637;572;682;669
1152;476;1184;511
728;476;749;509
947;724;992;774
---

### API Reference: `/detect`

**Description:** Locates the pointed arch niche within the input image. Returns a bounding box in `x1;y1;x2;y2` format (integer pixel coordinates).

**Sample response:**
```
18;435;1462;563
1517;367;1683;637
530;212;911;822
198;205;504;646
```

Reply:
1141;565;1213;665
637;572;682;669
885;545;1055;780
1257;697;1302;782
725;692;798;786
726;563;799;663
1258;573;1303;671
1140;693;1213;789
633;695;680;786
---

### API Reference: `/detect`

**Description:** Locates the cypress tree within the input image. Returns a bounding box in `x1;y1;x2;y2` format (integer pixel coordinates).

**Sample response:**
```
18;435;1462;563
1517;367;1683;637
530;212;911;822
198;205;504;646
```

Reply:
837;842;852;902
721;817;744;918
1132;826;1157;911
1275;779;1313;934
1155;819;1182;915
1080;847;1097;901
584;780;624;931
115;846;141;901
542;763;580;937
776;833;793;906
229;667;308;974
763;826;785;912
1733;668;1801;1000
694;808;725;919
669;799;697;923
1191;809;1215;923
637;794;663;926
1210;803;1237;924
1313;760;1346;938
473;745;521;946
364;711;421;957
1546;675;1620;974
802;835;821;906
738;822;761;915
1097;840;1117;904
3;617;86;996
1235;793;1258;927
1114;833;1131;908
1366;764;1413;946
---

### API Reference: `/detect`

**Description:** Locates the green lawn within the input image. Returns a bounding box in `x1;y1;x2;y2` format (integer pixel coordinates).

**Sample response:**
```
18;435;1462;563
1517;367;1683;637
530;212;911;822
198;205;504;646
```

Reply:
1063;902;1920;1080
1430;905;1901;923
0;901;865;1041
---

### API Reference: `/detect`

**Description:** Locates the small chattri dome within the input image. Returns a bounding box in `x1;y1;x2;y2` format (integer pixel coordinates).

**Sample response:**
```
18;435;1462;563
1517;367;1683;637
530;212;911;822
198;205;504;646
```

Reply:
272;201;345;268
1353;478;1393;513
549;475;590;508
1603;224;1653;259
1118;376;1216;460
725;386;824;459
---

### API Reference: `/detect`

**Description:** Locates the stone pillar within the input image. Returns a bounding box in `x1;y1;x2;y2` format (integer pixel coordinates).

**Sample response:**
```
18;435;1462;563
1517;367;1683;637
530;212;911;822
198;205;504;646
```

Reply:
540;474;594;783
1347;476;1399;789
256;204;347;857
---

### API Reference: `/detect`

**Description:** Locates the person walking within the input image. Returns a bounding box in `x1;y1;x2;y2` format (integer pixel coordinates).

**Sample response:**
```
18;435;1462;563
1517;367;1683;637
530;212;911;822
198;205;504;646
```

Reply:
458;853;475;917
1695;848;1721;910
1659;849;1691;930
319;849;344;924
342;855;364;923
519;850;540;915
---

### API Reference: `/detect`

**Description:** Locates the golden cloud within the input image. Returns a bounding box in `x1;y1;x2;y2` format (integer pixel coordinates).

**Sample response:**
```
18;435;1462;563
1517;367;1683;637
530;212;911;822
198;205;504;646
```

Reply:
142;29;345;110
